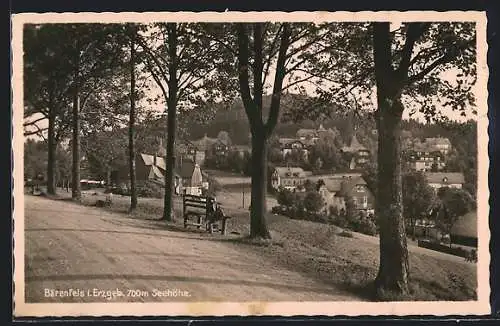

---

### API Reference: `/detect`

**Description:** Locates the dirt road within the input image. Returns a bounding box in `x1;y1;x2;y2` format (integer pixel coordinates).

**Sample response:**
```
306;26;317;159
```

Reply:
24;195;363;303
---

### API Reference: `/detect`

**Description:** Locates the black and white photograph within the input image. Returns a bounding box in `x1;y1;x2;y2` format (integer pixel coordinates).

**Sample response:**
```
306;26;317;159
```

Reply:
12;11;490;316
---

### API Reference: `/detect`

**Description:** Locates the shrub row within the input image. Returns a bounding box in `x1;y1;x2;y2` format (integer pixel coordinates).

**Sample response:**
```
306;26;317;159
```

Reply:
108;181;164;198
272;205;378;236
417;240;470;258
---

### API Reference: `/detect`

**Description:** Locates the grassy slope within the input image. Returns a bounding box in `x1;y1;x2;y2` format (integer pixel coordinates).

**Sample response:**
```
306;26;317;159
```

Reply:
78;190;477;302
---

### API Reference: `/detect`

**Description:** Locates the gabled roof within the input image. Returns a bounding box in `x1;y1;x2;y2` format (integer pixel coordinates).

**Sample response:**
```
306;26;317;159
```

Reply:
306;172;362;183
148;165;165;181
342;135;368;153
140;153;166;170
308;173;364;193
338;176;368;197
274;166;307;178
424;172;465;185
321;178;344;193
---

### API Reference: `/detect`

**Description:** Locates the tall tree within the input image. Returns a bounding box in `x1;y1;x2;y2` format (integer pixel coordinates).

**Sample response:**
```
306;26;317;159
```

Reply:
288;22;476;296
233;23;340;238
128;24;139;210
402;171;437;235
436;186;475;240
370;22;476;295
62;24;124;201
23;25;74;195
81;129;128;184
236;23;291;238
138;23;232;221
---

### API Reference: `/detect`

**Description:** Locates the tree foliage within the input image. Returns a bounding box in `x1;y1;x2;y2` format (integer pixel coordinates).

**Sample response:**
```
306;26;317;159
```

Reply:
402;171;437;233
437;186;475;235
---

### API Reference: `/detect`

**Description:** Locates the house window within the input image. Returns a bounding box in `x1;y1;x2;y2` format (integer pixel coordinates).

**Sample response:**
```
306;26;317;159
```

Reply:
362;196;368;208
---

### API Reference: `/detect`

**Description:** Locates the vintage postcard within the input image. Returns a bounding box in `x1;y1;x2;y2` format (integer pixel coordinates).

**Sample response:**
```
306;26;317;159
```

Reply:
12;11;490;317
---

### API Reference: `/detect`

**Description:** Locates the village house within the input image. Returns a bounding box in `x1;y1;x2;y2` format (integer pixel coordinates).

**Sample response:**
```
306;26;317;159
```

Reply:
340;135;371;170
271;166;313;191
316;124;340;139
191;133;231;162
116;150;208;196
404;146;446;172
191;134;218;156
176;140;206;166
315;175;375;215
296;124;339;143
115;153;166;184
424;137;452;155
404;137;452;156
424;172;465;190
278;138;310;161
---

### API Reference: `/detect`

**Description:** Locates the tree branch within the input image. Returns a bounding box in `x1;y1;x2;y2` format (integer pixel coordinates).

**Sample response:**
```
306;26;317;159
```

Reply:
253;23;264;122
144;55;168;100
236;24;257;128
23;116;47;127
136;34;169;83
407;54;452;84
397;23;431;78
265;23;291;138
24;124;48;140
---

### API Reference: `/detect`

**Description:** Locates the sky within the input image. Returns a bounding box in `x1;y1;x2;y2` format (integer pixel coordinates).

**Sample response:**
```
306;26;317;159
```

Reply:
23;22;479;142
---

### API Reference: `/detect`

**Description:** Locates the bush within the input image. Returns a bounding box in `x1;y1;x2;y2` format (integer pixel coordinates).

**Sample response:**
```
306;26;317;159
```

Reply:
417;240;469;258
331;214;350;228
136;181;164;198
277;188;296;207
303;191;324;213
357;218;378;236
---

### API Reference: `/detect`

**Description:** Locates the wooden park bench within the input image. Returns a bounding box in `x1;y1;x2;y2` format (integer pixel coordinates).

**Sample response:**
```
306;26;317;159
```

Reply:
182;194;231;235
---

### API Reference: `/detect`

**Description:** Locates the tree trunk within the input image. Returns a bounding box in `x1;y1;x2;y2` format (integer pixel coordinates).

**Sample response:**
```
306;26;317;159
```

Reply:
374;99;409;296
71;93;81;201
129;30;138;211
249;130;271;239
46;111;57;195
71;44;81;201
162;23;178;221
372;22;410;297
106;167;112;190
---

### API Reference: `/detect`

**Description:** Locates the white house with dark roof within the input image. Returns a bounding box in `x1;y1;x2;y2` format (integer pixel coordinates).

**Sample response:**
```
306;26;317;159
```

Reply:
278;138;310;160
340;135;371;170
424;172;465;190
424;137;452;155
315;175;375;214
271;166;312;190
